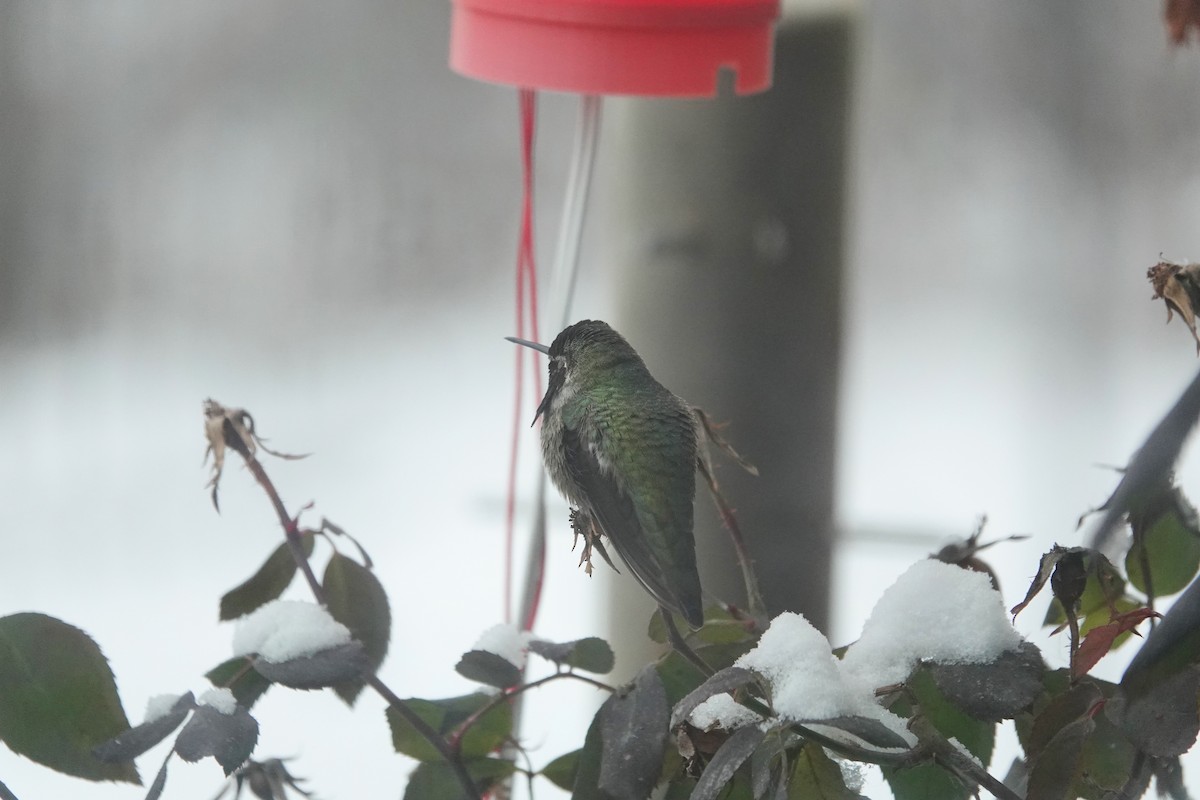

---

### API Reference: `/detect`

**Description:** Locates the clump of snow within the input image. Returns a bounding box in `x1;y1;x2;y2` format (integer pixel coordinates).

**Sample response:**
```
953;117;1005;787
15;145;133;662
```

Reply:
143;693;183;724
473;623;533;669
841;559;1023;690
689;693;761;731
198;688;237;715
947;736;983;767
232;600;352;663
737;613;877;721
733;613;912;746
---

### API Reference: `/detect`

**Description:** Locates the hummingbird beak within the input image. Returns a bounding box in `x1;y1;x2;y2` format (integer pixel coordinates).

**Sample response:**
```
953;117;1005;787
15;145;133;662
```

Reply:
505;335;550;355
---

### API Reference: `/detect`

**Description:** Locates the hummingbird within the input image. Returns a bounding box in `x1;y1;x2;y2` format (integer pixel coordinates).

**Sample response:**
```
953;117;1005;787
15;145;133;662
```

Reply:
507;320;704;629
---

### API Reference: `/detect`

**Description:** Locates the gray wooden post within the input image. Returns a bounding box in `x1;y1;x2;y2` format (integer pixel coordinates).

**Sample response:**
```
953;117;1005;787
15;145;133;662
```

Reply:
600;17;852;659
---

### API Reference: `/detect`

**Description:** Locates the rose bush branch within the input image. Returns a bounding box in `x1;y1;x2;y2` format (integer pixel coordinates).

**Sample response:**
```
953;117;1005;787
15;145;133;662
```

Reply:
203;399;483;800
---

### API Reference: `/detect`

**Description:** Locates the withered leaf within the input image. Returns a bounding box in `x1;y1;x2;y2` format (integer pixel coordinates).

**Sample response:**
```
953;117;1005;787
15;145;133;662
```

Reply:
1148;260;1200;354
202;399;308;511
1073;607;1160;679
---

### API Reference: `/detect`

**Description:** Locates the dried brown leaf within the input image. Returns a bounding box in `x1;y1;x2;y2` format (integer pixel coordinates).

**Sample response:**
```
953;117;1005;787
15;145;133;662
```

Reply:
202;398;308;510
1148;260;1200;354
1073;607;1161;679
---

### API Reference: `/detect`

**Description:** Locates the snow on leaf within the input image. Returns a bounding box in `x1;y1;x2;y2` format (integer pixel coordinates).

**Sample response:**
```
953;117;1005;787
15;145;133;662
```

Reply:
670;666;758;729
143;694;185;726
232;600;352;663
470;623;531;670
93;692;196;764
688;694;762;732
205;657;271;710
842;560;1022;690
197;688;237;715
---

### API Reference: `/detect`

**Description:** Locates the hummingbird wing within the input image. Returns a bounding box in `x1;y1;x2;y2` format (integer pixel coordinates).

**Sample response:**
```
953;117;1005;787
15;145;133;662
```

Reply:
561;404;703;628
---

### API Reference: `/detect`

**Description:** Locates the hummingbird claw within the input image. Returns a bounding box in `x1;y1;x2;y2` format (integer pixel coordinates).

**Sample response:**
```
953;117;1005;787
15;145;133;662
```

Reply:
568;508;619;577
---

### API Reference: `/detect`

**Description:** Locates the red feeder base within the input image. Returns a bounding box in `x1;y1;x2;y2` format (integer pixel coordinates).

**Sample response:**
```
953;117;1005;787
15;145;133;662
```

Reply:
449;0;780;97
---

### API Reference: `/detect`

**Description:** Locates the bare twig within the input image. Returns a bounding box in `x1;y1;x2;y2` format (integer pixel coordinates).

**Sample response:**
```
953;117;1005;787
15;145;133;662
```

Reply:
451;671;614;755
691;407;765;617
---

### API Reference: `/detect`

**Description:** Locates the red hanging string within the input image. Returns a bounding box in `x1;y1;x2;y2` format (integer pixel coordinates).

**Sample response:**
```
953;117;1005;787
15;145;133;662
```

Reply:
504;88;543;626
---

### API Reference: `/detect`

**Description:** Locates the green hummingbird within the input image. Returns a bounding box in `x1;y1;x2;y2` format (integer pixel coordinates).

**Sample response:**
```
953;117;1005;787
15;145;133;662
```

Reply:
507;319;704;629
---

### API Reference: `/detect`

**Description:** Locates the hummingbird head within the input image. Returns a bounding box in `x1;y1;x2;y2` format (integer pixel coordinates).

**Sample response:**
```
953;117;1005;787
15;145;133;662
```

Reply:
506;320;645;424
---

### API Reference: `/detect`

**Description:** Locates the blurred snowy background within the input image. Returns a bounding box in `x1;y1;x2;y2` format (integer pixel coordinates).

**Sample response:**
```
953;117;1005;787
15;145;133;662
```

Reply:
3;1;1200;798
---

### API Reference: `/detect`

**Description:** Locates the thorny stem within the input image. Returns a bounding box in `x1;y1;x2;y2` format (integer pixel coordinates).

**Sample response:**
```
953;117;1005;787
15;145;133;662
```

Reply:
702;473;766;618
1067;610;1081;683
238;452;483;800
908;716;1024;800
451;671;615;753
693;409;765;618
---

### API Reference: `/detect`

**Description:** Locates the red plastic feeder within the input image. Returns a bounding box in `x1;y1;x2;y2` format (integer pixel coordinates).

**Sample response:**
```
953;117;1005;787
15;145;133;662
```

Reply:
449;0;780;97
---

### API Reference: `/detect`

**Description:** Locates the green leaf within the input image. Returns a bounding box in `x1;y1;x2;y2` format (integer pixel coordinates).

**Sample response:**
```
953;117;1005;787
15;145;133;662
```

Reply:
539;749;579;790
93;692;195;763
655;650;708;708
570;638;615;673
597;666;669;800
252;641;369;689
1113;666;1200;757
402;757;514;800
173;705;259;776
321;551;391;705
219;533;315;621
692;725;765;800
1126;502;1200;597
529;637;615;675
1078;705;1138;794
0;613;138;782
788;741;864;800
571;700;605;800
1027;714;1093;800
647;608;671;644
1026;682;1103;760
928;641;1045;721
883;668;993;800
1118;573;1200;751
455;650;521;689
386;693;511;762
205;657;271;710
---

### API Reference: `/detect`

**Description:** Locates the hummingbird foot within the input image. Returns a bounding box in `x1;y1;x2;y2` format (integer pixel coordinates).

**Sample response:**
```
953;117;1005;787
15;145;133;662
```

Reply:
569;508;619;577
